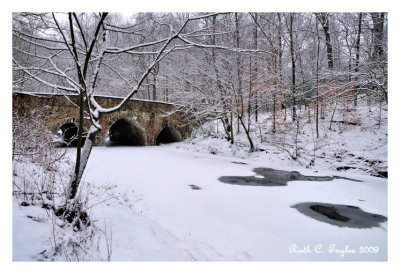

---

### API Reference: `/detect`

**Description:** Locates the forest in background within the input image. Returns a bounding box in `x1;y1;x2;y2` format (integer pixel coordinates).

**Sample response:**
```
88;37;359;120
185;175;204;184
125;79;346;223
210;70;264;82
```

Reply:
12;13;387;142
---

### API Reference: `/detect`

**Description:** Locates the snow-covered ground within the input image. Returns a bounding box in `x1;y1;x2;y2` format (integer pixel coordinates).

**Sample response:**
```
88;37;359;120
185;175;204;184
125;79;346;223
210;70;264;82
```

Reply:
13;145;387;261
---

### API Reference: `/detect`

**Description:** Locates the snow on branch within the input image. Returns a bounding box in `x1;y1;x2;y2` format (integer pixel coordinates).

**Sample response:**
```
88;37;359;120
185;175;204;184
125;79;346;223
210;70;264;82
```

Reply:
177;35;276;56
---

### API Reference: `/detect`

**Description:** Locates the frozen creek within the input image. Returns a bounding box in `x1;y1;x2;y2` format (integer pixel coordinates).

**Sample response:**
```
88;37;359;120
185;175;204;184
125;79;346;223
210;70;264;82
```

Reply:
78;145;388;261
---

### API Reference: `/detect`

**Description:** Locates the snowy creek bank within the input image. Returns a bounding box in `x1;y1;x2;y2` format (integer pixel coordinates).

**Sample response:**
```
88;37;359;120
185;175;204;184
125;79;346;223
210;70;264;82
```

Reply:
79;145;387;261
175;105;388;179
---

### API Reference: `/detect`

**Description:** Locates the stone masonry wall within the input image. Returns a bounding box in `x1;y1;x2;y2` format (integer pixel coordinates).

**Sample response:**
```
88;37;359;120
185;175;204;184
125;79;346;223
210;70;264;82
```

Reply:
12;92;192;146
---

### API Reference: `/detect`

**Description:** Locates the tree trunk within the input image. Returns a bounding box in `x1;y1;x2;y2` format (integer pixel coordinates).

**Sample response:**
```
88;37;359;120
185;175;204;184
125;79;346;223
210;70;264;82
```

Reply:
371;12;385;61
289;13;297;122
329;100;338;130
252;13;258;123
220;118;231;141
275;12;283;133
354;12;362;106
315;15;320;138
211;15;232;141
272;93;276;133
248;60;252;129
152;73;157;101
316;13;334;70
239;116;255;151
230;111;234;144
165;75;169;102
284;100;287;121
71;89;84;199
235;13;244;127
146;79;151;100
69;129;98;199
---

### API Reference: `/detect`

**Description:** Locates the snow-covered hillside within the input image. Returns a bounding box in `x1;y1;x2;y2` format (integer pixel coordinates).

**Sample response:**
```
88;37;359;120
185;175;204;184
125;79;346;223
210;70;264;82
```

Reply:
176;104;388;179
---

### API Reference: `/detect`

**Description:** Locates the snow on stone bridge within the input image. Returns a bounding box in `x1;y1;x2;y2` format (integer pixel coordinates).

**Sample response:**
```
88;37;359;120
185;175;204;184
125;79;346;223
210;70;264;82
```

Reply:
13;91;192;146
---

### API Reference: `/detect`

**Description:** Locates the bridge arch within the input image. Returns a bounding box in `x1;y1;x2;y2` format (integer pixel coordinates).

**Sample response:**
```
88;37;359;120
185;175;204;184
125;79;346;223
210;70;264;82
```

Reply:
156;126;182;145
53;118;77;147
59;122;78;147
55;118;88;147
107;117;147;146
53;118;78;132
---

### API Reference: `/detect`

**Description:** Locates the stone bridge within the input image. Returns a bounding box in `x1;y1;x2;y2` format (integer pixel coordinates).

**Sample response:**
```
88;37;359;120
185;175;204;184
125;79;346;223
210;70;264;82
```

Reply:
13;91;192;146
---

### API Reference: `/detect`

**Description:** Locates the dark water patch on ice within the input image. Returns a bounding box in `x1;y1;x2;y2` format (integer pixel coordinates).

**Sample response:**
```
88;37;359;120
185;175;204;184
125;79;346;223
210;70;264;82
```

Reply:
291;202;387;228
218;168;361;187
376;171;388;178
231;161;248;165
336;166;357;171
189;184;201;190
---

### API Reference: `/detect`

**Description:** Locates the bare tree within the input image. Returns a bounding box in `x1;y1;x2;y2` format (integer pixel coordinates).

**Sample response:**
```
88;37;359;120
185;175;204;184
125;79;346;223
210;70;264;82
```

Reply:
13;12;214;204
286;13;297;122
13;12;270;212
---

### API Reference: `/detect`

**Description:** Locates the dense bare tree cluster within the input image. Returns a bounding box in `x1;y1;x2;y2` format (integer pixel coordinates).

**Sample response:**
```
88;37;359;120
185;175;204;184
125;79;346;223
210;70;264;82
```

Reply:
12;12;387;211
164;12;387;146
